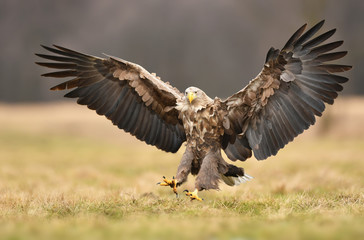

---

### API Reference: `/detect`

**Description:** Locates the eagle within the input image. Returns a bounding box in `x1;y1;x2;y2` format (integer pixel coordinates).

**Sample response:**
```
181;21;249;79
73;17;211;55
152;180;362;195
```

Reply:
36;20;351;201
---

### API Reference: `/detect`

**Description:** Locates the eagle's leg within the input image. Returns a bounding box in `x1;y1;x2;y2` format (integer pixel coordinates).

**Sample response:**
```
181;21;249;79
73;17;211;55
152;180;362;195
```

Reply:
183;189;203;201
175;147;194;186
194;149;221;191
157;176;178;196
157;147;194;196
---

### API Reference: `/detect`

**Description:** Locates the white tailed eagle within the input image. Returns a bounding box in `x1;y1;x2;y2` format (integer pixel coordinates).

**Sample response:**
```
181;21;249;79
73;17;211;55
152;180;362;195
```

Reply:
36;20;351;201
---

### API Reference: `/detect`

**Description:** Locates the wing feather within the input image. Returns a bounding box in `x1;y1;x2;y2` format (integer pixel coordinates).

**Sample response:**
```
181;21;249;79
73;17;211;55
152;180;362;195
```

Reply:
314;51;347;62
302;29;336;50
223;20;351;160
36;45;186;152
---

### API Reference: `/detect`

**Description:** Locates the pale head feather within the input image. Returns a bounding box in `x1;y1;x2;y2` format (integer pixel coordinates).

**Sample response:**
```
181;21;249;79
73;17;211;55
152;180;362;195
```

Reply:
178;86;213;112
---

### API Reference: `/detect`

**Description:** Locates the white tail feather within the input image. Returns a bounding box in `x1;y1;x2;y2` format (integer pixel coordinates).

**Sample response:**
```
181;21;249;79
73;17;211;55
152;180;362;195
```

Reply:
221;173;253;186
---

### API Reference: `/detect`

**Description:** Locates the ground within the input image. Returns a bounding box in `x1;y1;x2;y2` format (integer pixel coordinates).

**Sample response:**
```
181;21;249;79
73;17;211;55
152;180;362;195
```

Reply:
0;98;363;240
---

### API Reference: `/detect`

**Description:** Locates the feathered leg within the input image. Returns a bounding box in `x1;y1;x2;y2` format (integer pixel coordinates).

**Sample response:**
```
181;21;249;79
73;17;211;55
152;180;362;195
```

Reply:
158;147;194;196
183;149;220;201
194;149;221;191
176;146;194;186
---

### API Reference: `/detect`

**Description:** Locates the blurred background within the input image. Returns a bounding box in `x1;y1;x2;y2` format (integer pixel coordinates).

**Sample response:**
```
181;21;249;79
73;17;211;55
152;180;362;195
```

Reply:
0;0;363;102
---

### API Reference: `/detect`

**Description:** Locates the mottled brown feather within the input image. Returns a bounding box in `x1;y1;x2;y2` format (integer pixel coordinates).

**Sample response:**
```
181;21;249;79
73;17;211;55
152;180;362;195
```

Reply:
36;45;186;152
223;20;351;160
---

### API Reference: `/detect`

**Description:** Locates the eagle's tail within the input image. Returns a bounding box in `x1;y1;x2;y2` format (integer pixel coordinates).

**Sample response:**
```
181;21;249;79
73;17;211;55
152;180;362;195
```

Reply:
221;173;253;186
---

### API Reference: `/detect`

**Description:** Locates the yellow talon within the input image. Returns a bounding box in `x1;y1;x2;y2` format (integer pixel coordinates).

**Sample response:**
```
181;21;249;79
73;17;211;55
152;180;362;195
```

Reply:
157;176;178;196
183;189;203;201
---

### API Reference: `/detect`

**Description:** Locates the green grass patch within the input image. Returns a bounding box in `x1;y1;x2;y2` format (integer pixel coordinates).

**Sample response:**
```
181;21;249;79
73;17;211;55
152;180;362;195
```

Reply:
0;129;363;240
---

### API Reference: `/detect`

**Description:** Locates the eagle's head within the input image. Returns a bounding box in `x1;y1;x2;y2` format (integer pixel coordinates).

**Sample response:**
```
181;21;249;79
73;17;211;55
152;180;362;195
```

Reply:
184;86;213;108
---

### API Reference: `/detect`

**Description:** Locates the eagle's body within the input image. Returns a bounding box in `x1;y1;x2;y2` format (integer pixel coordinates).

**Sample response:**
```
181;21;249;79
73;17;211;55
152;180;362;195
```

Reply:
176;93;235;190
36;20;351;198
178;94;222;155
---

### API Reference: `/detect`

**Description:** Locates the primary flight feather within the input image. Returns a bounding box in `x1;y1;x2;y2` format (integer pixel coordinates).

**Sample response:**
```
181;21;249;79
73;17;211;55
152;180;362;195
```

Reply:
36;20;351;200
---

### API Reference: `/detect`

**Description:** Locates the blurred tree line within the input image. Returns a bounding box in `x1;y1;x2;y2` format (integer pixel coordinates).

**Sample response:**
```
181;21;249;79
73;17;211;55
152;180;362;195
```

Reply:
0;0;362;102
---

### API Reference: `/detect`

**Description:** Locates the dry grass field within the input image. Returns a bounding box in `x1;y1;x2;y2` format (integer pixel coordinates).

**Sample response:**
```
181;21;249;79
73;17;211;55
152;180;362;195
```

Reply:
0;97;363;240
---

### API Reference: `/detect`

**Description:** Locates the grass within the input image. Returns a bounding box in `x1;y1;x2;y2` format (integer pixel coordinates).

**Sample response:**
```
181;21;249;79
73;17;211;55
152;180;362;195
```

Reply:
0;101;363;240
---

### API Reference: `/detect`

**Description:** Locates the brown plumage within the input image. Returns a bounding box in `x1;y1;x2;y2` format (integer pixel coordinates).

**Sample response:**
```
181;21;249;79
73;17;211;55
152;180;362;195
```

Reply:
36;20;351;193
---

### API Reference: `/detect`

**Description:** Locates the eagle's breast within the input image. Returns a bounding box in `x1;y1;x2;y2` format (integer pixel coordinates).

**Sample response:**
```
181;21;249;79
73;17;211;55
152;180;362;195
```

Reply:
181;102;225;155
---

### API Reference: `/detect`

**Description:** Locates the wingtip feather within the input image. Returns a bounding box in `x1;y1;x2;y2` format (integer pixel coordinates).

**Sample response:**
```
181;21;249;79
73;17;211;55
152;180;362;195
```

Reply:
282;23;307;51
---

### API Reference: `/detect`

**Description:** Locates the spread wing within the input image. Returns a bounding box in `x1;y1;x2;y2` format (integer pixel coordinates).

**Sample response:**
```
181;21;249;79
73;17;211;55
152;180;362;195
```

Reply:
222;20;351;160
36;45;186;153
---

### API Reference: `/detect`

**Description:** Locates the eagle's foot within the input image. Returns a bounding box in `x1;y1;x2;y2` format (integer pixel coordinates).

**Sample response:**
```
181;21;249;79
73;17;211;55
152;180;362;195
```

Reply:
183;189;203;201
157;176;178;196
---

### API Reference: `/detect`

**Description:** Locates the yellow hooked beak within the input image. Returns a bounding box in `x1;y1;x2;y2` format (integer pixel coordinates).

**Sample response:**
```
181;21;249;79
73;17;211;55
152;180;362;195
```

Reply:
187;92;196;103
